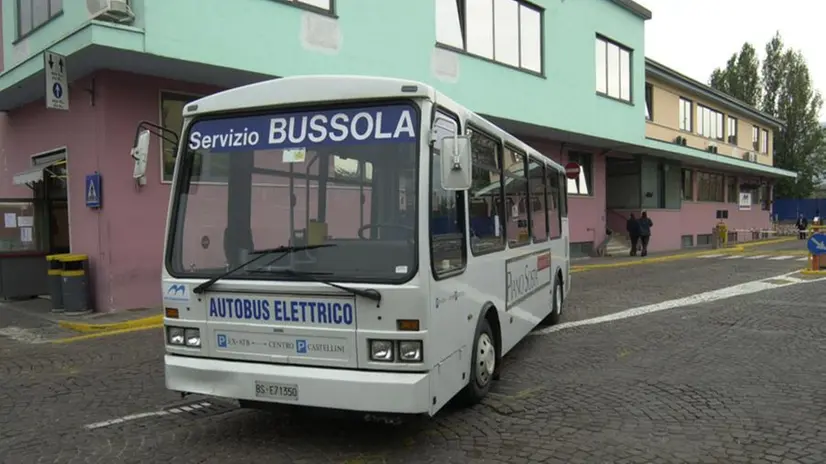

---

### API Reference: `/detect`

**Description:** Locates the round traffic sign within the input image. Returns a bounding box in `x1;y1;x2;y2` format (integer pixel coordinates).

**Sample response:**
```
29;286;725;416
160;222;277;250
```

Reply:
565;162;581;180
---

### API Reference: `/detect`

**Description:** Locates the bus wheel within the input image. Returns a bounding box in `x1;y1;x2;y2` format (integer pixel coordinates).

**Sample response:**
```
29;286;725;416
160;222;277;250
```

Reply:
543;277;563;326
463;318;496;404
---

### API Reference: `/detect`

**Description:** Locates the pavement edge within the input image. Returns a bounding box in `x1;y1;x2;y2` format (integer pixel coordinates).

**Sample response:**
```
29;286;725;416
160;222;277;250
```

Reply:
572;236;797;273
58;314;163;333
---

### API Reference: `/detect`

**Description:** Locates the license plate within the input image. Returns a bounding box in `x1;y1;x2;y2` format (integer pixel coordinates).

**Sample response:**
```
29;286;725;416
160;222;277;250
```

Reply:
254;381;299;401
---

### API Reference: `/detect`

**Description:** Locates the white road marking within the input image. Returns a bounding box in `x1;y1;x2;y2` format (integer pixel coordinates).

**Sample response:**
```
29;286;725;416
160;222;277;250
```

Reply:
698;254;725;258
83;402;212;430
796;257;809;262
746;255;768;259
768;255;794;260
0;327;48;344
723;255;742;259
534;271;825;336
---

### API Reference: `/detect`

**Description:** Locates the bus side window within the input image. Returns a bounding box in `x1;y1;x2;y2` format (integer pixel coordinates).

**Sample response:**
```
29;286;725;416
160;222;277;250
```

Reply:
467;128;506;255
548;169;562;239
430;113;466;277
529;158;548;242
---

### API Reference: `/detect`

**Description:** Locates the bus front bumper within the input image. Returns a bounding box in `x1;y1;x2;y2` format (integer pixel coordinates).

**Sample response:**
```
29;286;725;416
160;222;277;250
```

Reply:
165;354;432;414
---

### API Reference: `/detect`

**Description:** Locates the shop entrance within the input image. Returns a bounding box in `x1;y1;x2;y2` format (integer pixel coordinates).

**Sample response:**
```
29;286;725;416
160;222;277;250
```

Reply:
32;151;70;254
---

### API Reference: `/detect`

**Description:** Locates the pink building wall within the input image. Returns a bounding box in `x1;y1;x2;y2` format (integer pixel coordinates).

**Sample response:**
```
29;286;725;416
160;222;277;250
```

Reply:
608;169;772;252
611;205;770;251
0;71;222;311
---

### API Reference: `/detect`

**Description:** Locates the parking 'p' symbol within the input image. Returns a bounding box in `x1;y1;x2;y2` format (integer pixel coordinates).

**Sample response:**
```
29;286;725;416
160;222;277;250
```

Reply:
296;339;307;354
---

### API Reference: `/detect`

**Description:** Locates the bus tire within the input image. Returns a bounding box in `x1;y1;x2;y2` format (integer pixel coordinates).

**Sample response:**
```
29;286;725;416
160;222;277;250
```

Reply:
462;317;496;404
543;276;563;326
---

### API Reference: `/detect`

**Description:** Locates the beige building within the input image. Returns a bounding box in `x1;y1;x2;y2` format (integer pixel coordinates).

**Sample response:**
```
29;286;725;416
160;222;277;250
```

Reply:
645;59;779;168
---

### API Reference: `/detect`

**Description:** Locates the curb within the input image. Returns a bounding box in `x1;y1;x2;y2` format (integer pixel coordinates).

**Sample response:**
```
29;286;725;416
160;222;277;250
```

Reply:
58;314;163;333
50;323;162;344
800;269;826;276
738;236;796;248
572;246;746;272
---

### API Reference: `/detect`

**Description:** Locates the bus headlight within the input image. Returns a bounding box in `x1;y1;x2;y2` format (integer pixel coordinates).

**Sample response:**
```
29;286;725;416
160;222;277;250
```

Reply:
398;341;422;362
184;328;201;347
369;340;394;362
167;327;185;345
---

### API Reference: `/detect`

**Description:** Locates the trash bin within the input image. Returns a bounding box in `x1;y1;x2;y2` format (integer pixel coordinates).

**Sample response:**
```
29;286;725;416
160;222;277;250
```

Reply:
60;254;91;314
46;254;69;312
711;222;728;249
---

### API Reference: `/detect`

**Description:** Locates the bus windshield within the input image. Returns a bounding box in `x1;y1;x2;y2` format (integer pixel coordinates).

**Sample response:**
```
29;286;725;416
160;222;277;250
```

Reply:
166;102;420;284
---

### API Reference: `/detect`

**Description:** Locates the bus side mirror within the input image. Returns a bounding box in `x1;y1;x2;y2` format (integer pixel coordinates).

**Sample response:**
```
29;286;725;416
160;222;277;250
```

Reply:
439;135;472;191
131;129;151;184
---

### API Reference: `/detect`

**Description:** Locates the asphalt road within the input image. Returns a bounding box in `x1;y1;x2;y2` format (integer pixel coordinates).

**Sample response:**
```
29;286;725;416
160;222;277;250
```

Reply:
2;241;823;463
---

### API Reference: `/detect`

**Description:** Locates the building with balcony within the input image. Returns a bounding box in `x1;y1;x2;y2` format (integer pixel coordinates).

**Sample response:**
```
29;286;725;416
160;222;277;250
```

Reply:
0;0;795;312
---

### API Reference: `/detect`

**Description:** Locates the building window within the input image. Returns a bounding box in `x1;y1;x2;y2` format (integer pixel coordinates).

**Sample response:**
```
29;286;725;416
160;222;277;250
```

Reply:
595;36;632;102
468;127;506;255
17;0;62;38
644;83;653;120
681;169;693;201
696;105;724;141
679;98;692;132
697;172;725;202
726;176;738;203
752;125;759;151
727;116;738;145
436;0;543;74
566;151;592;196
760;184;770;210
760;129;769;154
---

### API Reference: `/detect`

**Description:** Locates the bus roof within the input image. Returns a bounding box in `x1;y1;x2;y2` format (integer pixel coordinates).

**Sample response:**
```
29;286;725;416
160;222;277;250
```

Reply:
184;75;563;171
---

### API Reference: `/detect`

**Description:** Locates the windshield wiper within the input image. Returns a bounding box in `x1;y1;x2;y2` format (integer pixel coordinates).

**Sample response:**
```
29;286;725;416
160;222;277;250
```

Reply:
191;244;336;294
267;268;382;307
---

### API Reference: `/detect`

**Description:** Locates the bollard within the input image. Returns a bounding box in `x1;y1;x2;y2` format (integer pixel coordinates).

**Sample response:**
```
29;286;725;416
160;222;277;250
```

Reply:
60;254;91;314
46;254;69;312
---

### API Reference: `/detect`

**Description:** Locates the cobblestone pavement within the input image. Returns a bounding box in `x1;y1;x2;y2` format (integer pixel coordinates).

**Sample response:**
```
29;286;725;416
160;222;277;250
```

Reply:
2;242;824;463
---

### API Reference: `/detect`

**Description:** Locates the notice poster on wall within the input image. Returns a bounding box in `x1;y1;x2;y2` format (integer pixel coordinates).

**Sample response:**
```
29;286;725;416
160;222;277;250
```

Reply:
17;216;33;227
739;192;752;211
20;227;32;243
4;213;16;228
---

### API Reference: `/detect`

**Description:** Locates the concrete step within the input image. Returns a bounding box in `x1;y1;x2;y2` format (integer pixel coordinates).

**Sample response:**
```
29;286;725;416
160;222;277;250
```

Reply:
604;234;632;256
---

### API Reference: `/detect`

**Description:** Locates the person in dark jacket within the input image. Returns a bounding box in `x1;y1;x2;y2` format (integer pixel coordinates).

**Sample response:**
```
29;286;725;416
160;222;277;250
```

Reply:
796;214;808;239
637;210;653;257
626;213;640;256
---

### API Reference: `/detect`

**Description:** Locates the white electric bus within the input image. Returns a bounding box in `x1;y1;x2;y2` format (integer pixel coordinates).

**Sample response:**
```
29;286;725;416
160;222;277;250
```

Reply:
147;75;571;417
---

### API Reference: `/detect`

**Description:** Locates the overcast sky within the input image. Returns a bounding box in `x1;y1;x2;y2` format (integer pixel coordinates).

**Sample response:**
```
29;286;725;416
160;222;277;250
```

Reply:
639;0;826;118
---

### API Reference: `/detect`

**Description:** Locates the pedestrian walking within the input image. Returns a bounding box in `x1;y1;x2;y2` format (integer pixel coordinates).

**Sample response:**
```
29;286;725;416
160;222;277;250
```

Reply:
626;213;640;256
637;210;653;257
796;213;808;239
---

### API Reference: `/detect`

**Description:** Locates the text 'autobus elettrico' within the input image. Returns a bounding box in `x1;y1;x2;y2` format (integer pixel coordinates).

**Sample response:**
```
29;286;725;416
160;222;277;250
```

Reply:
143;75;571;417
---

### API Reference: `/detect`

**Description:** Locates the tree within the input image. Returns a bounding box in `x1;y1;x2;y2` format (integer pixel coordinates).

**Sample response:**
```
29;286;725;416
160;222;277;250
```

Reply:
709;32;826;198
760;32;785;116
709;43;761;106
773;50;826;197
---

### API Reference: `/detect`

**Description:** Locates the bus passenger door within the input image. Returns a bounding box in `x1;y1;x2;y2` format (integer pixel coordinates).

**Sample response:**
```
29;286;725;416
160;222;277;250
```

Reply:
427;108;473;409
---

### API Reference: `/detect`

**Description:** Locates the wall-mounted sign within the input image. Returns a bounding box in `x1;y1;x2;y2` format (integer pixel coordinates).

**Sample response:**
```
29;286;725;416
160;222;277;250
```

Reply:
738;192;752;211
85;173;102;209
